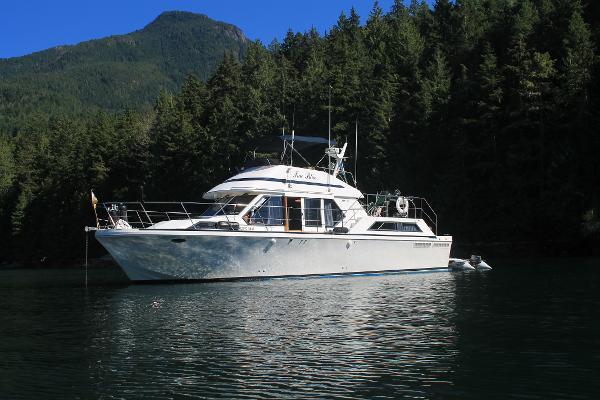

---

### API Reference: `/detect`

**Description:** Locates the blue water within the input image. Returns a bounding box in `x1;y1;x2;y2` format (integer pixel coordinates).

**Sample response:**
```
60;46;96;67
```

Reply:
1;259;599;399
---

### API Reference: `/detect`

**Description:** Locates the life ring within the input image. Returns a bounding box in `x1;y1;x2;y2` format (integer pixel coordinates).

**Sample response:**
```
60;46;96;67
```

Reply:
395;196;409;217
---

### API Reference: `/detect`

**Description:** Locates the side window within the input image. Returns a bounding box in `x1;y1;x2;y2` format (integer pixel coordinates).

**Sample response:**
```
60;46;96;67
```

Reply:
304;198;322;227
369;221;397;230
368;221;422;232
250;196;284;225
324;199;344;227
398;222;421;232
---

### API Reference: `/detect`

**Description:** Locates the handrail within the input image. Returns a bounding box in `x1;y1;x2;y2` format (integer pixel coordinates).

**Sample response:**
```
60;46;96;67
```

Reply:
363;192;438;234
97;195;439;234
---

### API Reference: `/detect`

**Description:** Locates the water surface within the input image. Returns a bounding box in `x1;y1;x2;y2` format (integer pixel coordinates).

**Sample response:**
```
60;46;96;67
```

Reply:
1;259;598;399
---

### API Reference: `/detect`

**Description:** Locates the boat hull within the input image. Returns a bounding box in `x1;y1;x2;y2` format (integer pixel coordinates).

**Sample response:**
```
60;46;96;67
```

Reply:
96;230;452;281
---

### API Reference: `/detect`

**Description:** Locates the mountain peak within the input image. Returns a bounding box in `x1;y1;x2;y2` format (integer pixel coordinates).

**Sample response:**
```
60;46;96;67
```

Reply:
143;11;246;42
148;11;211;26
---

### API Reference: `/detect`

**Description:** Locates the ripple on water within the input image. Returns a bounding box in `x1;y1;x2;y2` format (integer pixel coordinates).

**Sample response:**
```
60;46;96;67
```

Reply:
1;263;599;399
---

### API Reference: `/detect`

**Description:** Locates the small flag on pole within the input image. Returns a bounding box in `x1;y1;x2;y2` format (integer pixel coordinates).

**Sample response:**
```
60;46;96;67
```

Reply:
91;190;99;228
91;190;98;210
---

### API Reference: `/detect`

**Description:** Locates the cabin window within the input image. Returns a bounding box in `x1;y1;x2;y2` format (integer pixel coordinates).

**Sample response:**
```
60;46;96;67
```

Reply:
250;196;284;225
369;221;422;232
369;222;397;231
202;194;256;216
304;198;322;227
324;199;344;227
398;223;421;232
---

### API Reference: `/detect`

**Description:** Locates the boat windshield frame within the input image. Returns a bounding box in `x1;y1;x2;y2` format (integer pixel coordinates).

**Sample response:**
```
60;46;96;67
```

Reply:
201;194;257;217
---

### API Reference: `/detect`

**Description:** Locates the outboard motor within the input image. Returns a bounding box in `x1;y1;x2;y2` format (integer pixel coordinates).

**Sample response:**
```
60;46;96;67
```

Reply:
108;203;131;229
108;204;118;226
469;255;493;271
118;203;128;222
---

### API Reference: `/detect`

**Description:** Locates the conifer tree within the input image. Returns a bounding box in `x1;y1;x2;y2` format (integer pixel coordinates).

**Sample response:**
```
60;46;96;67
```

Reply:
561;8;595;103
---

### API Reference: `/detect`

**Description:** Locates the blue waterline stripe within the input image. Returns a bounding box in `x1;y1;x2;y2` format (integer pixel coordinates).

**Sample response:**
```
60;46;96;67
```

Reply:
225;177;345;189
269;268;450;281
131;268;450;285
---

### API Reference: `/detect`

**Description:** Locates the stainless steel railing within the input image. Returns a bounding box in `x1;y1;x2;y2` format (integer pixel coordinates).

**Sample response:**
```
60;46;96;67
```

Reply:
98;194;438;234
363;193;438;234
98;201;237;230
98;200;351;232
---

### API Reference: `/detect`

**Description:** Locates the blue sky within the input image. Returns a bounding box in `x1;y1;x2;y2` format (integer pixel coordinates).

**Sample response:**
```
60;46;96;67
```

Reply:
0;0;410;59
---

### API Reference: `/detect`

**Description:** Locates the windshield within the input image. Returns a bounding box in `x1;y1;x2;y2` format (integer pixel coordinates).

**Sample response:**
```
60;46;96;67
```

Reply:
201;194;256;217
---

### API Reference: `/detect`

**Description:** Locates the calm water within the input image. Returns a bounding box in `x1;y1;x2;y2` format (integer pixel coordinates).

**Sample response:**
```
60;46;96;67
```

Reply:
1;260;599;399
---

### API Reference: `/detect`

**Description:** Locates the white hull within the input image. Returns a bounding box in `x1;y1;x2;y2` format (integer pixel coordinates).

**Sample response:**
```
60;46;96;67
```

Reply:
96;230;452;281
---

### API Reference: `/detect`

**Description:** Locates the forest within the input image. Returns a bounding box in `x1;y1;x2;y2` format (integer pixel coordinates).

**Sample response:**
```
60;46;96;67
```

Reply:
0;11;247;135
0;0;598;263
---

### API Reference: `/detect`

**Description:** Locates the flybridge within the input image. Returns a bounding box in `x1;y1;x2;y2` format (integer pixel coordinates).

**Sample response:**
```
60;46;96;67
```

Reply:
206;165;362;199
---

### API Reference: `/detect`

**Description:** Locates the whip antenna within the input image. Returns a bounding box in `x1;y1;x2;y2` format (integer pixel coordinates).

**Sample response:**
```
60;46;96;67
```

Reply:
354;118;358;187
291;106;295;166
328;85;332;176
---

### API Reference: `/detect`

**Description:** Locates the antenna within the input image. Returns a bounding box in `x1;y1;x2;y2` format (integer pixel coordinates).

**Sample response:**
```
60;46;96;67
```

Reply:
281;68;286;159
291;129;295;166
328;85;332;176
291;106;295;166
354;118;358;187
282;125;286;159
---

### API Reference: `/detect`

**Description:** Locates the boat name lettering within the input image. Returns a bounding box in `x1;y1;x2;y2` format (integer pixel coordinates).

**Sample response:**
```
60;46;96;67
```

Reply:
291;170;316;180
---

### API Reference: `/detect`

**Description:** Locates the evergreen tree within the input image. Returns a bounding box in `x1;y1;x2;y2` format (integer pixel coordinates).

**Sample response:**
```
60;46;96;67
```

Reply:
0;135;16;254
561;8;595;103
206;53;244;176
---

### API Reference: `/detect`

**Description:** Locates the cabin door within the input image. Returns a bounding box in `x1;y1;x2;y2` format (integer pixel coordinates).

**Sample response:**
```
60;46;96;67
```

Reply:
286;197;303;231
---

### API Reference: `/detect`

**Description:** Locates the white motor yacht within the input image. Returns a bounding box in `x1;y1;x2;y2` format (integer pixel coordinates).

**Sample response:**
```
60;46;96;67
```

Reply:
95;135;452;281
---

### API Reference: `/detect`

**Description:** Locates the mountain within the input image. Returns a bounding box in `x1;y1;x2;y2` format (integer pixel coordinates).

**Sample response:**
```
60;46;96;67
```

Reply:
0;11;248;133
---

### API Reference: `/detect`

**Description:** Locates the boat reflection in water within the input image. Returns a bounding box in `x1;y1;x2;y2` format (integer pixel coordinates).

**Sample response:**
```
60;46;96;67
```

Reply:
99;271;459;398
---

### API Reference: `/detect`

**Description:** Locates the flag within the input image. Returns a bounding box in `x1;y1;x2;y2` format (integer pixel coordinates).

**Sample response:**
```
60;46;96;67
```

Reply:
91;190;98;210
